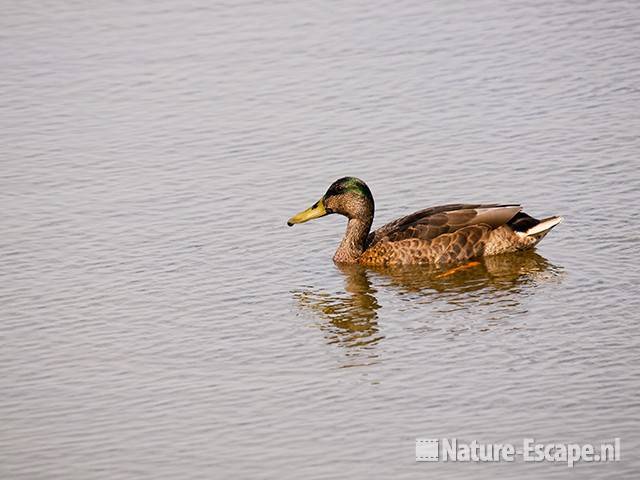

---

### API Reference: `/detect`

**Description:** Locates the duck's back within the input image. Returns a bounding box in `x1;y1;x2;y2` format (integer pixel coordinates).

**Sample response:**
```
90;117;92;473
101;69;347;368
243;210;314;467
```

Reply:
361;204;559;266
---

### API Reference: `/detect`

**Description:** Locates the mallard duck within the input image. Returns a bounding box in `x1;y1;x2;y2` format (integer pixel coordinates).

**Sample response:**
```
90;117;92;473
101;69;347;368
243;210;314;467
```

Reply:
287;177;562;265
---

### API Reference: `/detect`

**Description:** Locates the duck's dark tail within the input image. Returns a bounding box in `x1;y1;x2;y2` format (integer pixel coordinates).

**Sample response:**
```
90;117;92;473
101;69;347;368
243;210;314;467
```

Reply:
508;212;563;240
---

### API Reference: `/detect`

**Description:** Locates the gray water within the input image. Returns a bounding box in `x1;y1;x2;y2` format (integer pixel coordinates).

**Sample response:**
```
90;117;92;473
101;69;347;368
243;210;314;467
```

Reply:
2;1;640;479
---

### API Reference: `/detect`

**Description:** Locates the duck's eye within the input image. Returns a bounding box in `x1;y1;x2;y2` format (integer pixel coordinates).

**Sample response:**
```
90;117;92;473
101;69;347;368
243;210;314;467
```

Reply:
326;188;339;197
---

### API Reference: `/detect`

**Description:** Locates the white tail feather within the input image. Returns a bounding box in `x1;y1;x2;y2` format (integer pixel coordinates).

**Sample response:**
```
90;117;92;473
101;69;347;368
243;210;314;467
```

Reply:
526;216;563;236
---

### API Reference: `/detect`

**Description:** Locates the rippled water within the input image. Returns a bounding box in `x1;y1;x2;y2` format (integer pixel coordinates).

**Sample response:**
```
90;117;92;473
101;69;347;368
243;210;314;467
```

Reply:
2;1;640;478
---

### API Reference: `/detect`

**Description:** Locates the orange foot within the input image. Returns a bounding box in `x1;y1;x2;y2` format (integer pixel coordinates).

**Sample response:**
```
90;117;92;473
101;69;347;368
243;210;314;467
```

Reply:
435;261;481;279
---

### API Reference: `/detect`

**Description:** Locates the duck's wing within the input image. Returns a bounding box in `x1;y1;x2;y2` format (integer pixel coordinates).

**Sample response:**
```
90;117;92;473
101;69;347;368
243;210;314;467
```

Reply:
366;203;522;247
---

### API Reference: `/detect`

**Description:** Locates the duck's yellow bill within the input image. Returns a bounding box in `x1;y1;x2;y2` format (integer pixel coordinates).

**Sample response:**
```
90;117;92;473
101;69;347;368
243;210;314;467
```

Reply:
287;197;327;226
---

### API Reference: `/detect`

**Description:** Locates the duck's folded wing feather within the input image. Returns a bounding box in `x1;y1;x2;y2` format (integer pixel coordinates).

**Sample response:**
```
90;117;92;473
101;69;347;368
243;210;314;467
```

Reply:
367;204;522;246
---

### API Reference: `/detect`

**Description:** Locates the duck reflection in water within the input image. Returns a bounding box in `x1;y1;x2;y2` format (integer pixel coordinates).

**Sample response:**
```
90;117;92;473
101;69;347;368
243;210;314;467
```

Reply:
295;251;562;361
295;263;383;360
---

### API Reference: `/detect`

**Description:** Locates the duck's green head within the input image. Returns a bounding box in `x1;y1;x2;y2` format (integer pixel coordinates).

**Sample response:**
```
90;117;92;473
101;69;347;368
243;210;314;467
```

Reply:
287;177;374;226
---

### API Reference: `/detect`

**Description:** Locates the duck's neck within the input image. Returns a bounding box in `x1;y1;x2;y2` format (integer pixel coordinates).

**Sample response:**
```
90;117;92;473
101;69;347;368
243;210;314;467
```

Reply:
333;216;373;264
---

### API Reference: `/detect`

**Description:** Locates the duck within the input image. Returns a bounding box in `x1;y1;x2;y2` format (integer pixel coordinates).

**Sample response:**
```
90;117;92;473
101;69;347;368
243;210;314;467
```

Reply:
287;177;562;266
